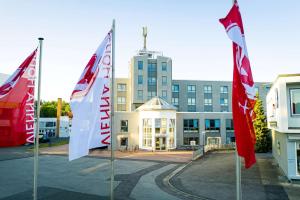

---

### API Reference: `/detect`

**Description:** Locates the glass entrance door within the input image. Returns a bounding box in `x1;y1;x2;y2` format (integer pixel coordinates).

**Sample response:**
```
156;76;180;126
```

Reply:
155;137;166;150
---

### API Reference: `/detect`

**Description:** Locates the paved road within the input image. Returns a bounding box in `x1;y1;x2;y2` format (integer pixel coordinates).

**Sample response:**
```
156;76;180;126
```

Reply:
1;147;299;200
169;151;300;200
0;154;181;200
0;146;33;161
40;144;193;163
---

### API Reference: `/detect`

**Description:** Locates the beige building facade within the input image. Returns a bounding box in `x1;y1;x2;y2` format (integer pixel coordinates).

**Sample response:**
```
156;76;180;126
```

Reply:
113;34;270;151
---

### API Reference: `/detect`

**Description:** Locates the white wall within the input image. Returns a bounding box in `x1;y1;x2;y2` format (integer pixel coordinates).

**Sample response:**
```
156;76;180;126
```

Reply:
267;75;300;133
272;130;288;176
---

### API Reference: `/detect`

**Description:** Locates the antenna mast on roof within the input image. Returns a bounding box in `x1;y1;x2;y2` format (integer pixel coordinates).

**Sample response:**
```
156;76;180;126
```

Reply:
143;26;147;50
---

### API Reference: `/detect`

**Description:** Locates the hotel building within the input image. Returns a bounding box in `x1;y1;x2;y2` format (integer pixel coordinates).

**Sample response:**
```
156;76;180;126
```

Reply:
113;28;270;151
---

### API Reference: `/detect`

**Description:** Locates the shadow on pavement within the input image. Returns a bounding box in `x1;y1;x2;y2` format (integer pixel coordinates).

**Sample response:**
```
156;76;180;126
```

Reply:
0;186;111;200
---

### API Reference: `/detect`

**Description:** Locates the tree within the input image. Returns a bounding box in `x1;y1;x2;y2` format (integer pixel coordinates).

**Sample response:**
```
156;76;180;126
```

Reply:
253;95;271;153
40;100;71;118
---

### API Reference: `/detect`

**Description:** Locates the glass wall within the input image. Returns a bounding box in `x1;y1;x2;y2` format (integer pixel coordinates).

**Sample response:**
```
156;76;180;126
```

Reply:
143;118;152;147
147;61;157;99
169;119;175;148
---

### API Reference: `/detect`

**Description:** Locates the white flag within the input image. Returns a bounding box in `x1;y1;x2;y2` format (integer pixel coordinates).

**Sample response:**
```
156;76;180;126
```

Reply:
69;30;112;161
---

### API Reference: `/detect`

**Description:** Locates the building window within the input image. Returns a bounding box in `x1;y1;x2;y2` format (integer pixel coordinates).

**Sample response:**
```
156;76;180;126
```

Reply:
188;98;196;105
220;106;229;112
204;85;212;93
162;76;167;85
172;97;179;105
172;84;179;92
226;119;234;130
220;98;228;106
275;88;279;108
138;61;143;70
204;98;213;112
120;120;128;132
187;85;196;93
138;75;143;84
120;137;128;146
148;91;157;99
205;119;220;131
117;97;126;104
265;86;271;93
46;122;56;127
117;84;126;92
207;137;221;145
188;106;196;112
204;98;212;106
155;118;167;135
290;89;300;115
162;62;167;71
220;86;228;93
148;77;156;85
183;119;199;132
162;90;167;99
143;119;152;147
138;90;143;100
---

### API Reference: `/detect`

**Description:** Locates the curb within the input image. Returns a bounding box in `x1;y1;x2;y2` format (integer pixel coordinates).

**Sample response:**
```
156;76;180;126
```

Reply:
163;159;215;200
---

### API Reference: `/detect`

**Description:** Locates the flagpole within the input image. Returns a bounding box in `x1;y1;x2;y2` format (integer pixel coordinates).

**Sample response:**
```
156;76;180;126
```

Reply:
33;37;44;200
235;148;242;200
110;19;115;200
231;0;242;198
233;1;241;199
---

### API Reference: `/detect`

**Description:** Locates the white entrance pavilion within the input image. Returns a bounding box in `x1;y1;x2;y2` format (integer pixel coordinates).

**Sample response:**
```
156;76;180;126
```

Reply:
137;97;177;151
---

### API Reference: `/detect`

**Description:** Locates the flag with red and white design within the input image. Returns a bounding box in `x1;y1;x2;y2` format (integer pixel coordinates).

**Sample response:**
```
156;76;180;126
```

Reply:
219;1;257;168
69;30;112;161
0;49;37;147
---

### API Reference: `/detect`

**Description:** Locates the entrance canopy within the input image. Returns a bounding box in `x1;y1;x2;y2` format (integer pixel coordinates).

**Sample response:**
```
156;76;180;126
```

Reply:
136;96;177;111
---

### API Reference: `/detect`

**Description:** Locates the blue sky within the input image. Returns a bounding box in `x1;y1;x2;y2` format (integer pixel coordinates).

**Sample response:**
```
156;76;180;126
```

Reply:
0;0;299;101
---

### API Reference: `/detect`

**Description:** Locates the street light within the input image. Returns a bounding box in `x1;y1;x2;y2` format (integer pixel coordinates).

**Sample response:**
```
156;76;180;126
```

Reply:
201;131;206;155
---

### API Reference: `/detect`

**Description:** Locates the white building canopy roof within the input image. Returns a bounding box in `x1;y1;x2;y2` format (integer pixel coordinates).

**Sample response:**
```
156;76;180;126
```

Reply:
136;97;177;111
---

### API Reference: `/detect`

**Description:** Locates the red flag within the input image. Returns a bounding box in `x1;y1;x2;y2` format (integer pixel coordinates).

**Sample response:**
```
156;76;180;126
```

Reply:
219;1;257;168
0;49;37;147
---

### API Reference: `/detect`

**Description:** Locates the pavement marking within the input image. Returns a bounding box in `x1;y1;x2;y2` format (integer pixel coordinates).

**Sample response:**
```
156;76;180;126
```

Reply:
40;151;67;155
120;155;134;158
130;164;180;200
163;161;215;200
80;162;110;174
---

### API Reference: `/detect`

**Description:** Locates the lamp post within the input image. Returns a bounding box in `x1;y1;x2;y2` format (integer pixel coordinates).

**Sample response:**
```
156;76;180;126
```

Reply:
201;131;206;156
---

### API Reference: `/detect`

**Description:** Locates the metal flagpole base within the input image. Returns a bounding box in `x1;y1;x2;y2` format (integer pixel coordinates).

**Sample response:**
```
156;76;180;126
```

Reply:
235;149;242;200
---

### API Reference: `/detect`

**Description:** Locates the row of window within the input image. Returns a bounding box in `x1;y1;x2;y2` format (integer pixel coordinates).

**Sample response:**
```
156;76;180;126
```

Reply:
172;98;228;105
137;76;168;85
138;61;167;71
172;84;228;93
183;119;234;132
118;96;228;112
172;84;265;95
171;97;229;111
119;119;234;133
